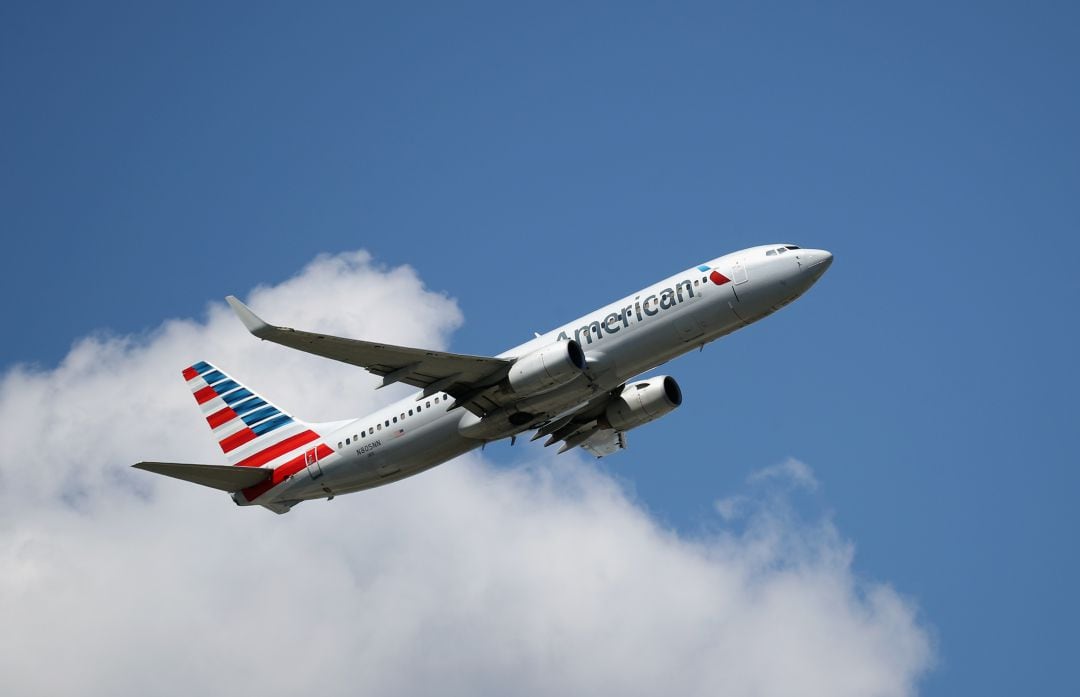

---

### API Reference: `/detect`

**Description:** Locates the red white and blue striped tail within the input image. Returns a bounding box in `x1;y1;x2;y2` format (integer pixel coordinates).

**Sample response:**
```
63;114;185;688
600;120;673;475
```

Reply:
181;361;330;473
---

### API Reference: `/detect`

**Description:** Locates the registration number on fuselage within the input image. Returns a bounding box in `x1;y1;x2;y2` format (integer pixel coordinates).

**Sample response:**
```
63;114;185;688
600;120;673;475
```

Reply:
357;440;382;456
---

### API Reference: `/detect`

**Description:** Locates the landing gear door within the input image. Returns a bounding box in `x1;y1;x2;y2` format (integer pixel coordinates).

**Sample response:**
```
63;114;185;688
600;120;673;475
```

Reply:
304;447;323;479
731;257;749;285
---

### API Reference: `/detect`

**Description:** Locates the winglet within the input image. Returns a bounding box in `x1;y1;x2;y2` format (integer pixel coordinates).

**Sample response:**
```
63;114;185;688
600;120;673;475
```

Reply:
226;295;273;339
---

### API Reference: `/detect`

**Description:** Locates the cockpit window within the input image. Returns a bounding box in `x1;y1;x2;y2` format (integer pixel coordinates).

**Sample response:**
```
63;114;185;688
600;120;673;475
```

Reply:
785;245;800;250
777;247;787;254
766;249;776;256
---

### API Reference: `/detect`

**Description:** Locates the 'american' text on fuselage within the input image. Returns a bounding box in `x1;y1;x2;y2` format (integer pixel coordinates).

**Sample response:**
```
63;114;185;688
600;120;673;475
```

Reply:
556;278;698;345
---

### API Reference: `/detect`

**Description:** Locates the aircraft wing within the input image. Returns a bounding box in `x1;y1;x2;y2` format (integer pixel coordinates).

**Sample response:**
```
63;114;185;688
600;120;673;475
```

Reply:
226;296;511;413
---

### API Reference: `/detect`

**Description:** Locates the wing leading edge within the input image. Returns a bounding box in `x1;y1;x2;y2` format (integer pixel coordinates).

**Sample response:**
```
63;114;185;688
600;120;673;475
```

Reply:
225;296;511;413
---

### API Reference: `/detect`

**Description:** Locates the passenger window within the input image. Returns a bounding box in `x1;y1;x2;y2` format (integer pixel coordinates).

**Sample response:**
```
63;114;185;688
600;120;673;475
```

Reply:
338;441;342;448
346;438;350;445
693;279;699;286
434;396;440;404
392;416;398;423
384;420;389;427
377;423;382;431
361;430;366;438
400;413;405;420
408;409;414;416
353;434;358;441
417;405;422;413
426;401;431;408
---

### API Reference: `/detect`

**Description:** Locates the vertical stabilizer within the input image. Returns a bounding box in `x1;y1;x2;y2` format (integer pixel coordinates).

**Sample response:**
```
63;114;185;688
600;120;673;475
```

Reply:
181;361;334;503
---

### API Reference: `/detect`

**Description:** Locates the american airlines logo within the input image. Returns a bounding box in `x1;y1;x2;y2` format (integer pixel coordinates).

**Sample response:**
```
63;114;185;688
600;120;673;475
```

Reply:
556;265;730;345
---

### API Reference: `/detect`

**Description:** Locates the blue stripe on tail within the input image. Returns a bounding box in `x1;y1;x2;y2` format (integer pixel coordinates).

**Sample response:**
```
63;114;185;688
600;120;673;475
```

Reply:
201;370;226;385
222;388;253;405
251;414;292;435
232;396;268;416
242;405;279;426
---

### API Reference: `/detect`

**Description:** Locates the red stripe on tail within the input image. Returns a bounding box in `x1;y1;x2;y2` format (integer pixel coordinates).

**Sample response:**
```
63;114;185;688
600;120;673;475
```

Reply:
194;385;218;404
220;427;257;453
182;366;199;381
234;430;319;469
242;443;334;502
207;407;238;429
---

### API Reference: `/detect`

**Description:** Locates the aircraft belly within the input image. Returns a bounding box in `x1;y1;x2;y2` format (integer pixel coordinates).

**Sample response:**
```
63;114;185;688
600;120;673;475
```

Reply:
671;298;711;342
331;415;476;495
612;311;689;365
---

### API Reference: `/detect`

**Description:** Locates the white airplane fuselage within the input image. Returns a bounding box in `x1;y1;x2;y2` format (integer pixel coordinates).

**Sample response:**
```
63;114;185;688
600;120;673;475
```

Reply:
250;244;832;507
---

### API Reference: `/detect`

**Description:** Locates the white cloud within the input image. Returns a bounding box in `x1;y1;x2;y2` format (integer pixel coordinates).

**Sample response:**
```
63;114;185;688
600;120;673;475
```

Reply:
714;494;747;521
0;252;933;696
748;457;821;492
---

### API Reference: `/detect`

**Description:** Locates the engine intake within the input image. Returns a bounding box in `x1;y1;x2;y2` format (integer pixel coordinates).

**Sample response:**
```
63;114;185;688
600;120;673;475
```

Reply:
602;376;682;432
506;340;587;396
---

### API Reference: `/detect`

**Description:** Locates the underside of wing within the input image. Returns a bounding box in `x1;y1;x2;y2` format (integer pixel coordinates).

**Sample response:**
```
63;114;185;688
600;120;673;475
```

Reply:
133;461;272;492
529;386;627;455
532;375;680;454
579;429;627;458
226;296;511;414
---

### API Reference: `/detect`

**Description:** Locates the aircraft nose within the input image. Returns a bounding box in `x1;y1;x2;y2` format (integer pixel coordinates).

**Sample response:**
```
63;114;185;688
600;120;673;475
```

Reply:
805;249;833;277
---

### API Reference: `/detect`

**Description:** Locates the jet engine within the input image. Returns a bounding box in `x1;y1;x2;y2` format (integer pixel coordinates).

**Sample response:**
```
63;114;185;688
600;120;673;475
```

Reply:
601;376;682;432
506;340;587;396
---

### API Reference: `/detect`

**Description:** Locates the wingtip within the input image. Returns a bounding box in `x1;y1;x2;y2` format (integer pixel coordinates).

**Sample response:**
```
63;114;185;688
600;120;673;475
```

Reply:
225;295;272;338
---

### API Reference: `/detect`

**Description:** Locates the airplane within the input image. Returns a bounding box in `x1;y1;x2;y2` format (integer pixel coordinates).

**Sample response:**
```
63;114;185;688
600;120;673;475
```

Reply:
134;244;832;514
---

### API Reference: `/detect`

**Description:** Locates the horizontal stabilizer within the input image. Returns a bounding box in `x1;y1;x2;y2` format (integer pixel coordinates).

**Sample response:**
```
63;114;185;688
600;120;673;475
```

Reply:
133;461;271;492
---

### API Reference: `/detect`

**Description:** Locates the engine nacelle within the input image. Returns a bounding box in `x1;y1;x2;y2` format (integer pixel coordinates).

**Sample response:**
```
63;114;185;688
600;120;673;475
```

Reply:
601;376;683;432
506;340;587;396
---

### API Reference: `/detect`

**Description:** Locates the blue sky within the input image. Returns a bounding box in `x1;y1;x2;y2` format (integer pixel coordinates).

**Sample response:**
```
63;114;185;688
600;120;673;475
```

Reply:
2;3;1077;695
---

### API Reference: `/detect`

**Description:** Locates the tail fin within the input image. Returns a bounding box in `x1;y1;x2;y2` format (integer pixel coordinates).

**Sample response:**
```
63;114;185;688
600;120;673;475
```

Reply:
182;360;322;469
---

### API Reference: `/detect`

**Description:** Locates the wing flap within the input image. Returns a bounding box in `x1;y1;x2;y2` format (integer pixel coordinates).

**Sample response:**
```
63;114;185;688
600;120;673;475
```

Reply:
133;461;272;492
532;387;631;456
580;429;627;458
